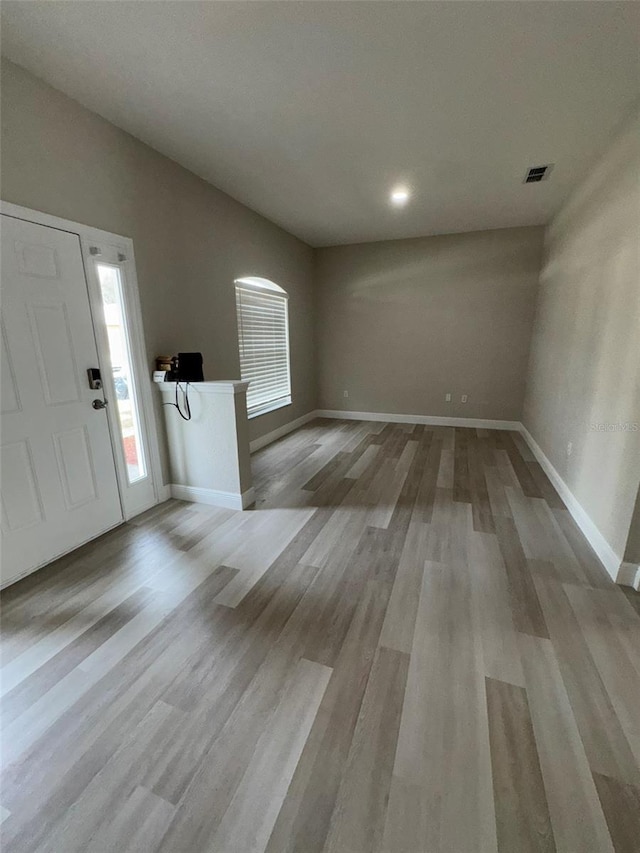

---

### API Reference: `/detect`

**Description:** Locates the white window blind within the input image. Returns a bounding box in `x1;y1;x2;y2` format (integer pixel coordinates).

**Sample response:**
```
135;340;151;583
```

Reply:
235;279;291;418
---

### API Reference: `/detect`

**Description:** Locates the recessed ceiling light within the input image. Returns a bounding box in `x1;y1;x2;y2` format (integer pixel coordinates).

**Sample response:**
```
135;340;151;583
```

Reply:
390;185;410;206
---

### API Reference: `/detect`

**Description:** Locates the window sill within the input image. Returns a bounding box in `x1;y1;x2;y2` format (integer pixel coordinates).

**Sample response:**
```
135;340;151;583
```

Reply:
247;397;292;420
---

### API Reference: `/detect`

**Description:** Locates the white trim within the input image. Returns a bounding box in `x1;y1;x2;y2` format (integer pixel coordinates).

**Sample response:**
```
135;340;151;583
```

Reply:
316;409;520;430
0;201;115;238
121;491;164;521
616;563;640;591
81;232;164;515
0;201;165;519
156;484;171;503
250;410;318;453
248;397;292;420
83;244;155;518
170;483;255;511
235;276;288;296
161;380;249;396
518;424;622;581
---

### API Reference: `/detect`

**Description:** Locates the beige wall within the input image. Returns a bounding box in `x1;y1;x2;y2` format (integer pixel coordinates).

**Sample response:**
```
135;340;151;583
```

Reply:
523;109;640;562
316;227;544;421
0;59;316;482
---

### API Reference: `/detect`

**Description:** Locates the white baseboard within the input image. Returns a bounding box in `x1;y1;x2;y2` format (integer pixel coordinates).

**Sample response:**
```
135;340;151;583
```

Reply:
616;562;640;591
317;409;520;431
518;425;622;582
170;483;255;511
155;484;171;503
250;410;319;453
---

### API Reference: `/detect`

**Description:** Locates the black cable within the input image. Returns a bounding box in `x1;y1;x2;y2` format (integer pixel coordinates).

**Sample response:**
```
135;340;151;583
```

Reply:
175;381;192;420
161;380;192;420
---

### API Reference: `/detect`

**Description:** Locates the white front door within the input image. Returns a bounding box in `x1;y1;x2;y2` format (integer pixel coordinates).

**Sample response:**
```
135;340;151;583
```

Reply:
1;215;123;586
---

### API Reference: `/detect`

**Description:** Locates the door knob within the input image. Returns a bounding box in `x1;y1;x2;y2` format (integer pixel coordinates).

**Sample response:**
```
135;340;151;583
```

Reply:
92;399;108;410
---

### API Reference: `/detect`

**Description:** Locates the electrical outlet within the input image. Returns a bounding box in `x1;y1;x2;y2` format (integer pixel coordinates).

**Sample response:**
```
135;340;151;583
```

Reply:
461;394;468;403
567;441;573;457
343;390;349;398
445;393;451;402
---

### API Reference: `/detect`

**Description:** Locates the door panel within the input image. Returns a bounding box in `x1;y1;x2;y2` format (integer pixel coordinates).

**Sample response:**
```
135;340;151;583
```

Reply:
1;321;21;414
53;426;99;509
0;440;44;531
15;238;60;278
30;302;82;405
1;215;123;586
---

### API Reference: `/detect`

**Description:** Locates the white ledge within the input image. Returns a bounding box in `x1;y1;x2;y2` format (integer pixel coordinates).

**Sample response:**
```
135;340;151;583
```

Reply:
157;380;249;396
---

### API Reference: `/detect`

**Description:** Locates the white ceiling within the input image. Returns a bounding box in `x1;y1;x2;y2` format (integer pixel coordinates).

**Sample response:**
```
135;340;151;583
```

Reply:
1;1;639;247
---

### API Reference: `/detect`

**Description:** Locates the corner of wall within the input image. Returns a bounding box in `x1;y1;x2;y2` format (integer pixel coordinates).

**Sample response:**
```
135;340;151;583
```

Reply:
520;106;640;584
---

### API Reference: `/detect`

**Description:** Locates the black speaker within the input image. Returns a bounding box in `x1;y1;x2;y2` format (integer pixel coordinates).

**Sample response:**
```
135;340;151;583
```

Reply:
175;352;204;382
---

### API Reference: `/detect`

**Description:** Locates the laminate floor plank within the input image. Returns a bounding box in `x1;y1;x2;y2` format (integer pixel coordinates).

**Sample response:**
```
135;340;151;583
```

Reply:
303;451;352;492
453;426;472;503
436;446;454;489
621;585;640;617
324;646;409;853
581;587;640;681
378;516;430;653
467;430;495;533
498;432;543;499
32;700;183;853
486;677;556;852
386;557;498;853
368;440;416;529
0;503;184;647
144;559;321;808
506;488;585;587
159;651;331;853
494;515;550;639
533;576;640;786
0;585;155;726
470;531;526;687
214;506;315;607
0;565;239;845
494;447;522;490
264;577;396;853
1;418;636;853
526;460;566;509
1;563;226;769
1;555;166;694
303;524;383;668
411;430;440;523
593;771;640;853
564;584;640;749
484;464;514;520
210;658;331;853
345;442;380;479
519;633;614;853
84;785;175;853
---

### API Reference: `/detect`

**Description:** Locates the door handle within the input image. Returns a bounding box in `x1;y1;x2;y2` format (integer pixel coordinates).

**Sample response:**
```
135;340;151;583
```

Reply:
92;399;108;410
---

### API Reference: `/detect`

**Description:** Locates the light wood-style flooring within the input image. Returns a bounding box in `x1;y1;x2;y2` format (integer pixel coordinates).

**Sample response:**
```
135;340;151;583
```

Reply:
1;418;639;853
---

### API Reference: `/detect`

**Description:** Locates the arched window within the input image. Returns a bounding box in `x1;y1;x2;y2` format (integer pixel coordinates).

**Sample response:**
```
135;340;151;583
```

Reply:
235;277;291;418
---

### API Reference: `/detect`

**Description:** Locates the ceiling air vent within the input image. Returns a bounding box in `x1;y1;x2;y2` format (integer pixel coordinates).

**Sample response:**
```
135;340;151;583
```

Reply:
524;164;553;184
